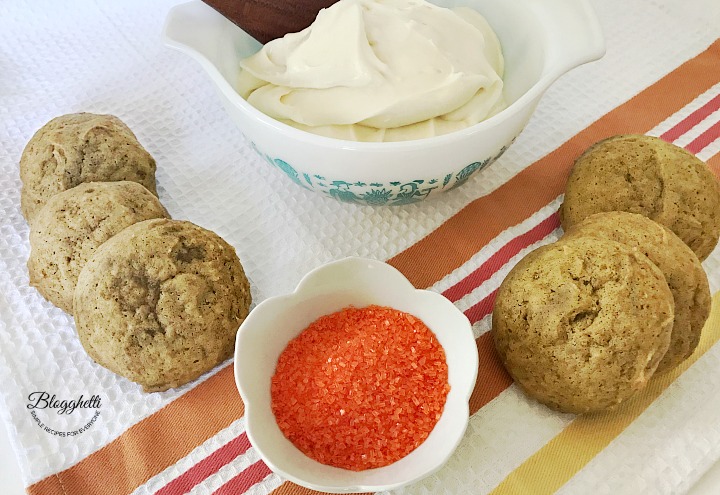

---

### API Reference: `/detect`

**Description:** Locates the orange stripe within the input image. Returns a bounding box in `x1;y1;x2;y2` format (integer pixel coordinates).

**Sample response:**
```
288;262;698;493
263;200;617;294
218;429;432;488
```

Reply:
28;39;720;495
270;39;720;495
708;152;720;177
388;39;720;290
469;333;513;413
28;365;242;495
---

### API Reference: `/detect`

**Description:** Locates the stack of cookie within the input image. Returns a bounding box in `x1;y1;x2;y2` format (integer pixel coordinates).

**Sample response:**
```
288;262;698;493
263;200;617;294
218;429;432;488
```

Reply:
21;113;252;392
493;135;719;414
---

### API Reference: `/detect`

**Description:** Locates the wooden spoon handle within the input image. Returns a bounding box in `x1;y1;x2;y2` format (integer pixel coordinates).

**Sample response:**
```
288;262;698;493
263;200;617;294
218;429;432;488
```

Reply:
202;0;338;44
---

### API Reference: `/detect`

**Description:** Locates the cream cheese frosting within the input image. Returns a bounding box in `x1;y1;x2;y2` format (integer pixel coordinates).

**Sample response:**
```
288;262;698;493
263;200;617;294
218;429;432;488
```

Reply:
238;0;506;142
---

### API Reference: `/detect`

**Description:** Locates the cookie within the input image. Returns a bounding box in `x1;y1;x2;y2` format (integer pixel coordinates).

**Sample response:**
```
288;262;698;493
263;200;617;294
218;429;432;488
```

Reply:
492;236;674;414
27;181;169;314
73;219;252;392
559;134;720;260
20;113;158;223
563;212;711;372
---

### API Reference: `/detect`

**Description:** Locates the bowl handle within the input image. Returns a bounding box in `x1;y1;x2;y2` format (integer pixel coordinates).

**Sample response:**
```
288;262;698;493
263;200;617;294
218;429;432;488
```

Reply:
162;1;229;61
162;1;262;103
531;0;606;81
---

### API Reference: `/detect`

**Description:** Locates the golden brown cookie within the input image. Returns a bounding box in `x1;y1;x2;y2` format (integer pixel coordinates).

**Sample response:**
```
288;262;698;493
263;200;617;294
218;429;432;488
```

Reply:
492;236;674;414
20;113;158;223
27;181;169;314
563;212;711;372
73;219;252;392
559;134;720;260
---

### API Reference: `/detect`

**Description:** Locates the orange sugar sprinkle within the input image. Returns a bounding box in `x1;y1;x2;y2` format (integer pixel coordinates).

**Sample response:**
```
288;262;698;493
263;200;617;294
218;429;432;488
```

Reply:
271;305;450;471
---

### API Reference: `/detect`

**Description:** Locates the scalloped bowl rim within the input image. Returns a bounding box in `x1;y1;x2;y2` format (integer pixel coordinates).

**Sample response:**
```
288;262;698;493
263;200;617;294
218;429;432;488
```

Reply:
233;257;479;493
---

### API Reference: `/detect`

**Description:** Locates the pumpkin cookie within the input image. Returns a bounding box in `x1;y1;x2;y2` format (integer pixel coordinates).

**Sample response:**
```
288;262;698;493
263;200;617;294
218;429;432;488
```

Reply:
559;134;720;260
27;181;169;314
492;236;674;414
20;113;158;223
563;212;710;372
73;219;252;392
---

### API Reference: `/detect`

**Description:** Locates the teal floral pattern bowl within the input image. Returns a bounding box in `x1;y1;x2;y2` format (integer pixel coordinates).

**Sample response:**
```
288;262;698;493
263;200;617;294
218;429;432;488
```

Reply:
254;143;511;206
164;0;604;206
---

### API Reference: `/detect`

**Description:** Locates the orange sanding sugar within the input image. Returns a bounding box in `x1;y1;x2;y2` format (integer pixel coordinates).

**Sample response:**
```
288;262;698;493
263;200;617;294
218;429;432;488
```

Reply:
271;305;450;471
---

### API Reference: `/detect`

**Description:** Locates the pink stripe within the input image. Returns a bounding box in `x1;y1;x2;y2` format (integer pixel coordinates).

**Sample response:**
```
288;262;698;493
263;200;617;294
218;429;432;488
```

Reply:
213;460;273;495
464;289;499;325
442;213;560;303
661;93;720;142
155;433;252;495
461;222;559;325
685;119;720;154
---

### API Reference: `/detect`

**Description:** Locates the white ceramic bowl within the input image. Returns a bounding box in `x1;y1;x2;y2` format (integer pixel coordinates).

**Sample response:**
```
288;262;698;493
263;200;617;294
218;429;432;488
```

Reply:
163;0;604;205
233;257;478;493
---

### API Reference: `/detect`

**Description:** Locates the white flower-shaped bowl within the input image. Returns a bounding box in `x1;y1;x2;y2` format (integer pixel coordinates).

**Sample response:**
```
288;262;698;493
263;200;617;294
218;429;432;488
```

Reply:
162;0;605;206
233;257;478;493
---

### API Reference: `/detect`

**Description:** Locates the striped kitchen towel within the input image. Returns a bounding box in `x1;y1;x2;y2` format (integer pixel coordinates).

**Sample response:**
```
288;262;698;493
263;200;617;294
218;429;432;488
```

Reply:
23;38;720;495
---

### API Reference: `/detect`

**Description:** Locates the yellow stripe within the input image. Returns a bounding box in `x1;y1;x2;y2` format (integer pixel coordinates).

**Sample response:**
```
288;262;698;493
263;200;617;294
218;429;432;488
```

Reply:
490;292;720;495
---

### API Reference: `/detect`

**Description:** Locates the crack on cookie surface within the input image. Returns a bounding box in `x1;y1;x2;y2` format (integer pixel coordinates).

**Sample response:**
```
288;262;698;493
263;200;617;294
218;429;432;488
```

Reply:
492;236;674;413
74;219;252;392
172;236;207;264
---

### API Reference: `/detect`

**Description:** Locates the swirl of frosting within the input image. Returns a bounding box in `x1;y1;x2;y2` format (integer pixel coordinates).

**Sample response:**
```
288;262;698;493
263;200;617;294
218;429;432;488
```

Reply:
238;0;506;142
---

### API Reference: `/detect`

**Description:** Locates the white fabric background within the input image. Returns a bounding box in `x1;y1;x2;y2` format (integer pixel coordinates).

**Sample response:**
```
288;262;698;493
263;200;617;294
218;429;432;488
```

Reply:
0;0;719;490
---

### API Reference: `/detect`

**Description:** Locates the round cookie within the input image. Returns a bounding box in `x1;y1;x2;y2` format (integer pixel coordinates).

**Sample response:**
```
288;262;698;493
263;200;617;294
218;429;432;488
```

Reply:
27;181;170;314
559;134;720;260
492;236;674;414
20;113;158;223
563;211;711;372
73;219;252;392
